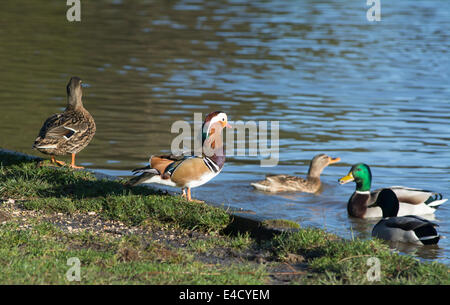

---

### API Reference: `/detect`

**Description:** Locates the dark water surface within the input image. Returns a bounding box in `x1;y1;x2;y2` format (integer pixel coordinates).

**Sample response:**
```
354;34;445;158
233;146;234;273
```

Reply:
0;0;449;263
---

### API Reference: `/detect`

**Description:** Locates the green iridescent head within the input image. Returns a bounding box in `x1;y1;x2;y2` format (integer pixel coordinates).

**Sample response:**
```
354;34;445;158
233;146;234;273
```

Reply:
338;163;372;192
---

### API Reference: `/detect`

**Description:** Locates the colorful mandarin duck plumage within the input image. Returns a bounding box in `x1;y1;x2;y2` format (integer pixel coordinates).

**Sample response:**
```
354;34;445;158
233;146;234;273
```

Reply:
126;111;231;201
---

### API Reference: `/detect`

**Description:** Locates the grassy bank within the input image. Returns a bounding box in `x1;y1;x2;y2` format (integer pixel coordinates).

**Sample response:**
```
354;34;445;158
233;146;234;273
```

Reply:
0;151;449;284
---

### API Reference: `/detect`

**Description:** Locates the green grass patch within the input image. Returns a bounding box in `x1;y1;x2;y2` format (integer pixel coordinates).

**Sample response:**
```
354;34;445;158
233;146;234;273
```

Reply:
0;221;267;284
0;152;229;232
187;232;253;254
262;219;301;230
269;229;449;284
271;228;337;259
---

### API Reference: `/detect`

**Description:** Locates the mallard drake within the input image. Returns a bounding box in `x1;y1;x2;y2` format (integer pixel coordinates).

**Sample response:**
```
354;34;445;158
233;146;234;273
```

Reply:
371;189;441;245
32;77;96;169
126;111;231;201
251;154;341;193
338;163;447;218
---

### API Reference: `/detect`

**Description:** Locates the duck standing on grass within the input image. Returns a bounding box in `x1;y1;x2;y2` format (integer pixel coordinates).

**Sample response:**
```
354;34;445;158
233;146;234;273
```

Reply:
338;163;447;218
126;111;231;202
32;77;96;169
371;189;441;245
251;154;341;193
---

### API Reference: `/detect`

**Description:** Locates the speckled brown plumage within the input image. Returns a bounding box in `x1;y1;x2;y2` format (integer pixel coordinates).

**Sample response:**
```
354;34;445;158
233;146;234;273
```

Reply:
32;77;96;168
253;174;322;193
251;154;340;193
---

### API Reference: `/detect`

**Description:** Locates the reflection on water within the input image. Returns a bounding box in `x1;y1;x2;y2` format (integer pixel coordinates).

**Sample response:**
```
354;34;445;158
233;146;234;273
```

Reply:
391;242;442;261
0;0;449;264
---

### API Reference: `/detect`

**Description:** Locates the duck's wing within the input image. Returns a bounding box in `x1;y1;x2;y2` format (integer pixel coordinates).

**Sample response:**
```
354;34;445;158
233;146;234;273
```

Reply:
384;215;438;231
251;175;308;192
373;216;440;245
390;186;444;205
33;113;62;147
46;123;88;140
34;112;91;146
127;154;191;187
36;113;60;136
250;177;277;192
150;155;190;176
266;174;307;185
384;216;440;244
372;186;447;207
126;165;159;187
131;165;158;175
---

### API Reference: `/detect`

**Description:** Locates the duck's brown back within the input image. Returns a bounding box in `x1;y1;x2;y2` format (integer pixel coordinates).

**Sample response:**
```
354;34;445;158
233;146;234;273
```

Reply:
33;107;96;155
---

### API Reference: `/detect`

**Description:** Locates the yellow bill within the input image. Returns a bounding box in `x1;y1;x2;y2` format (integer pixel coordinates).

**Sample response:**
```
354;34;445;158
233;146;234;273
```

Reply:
338;172;354;185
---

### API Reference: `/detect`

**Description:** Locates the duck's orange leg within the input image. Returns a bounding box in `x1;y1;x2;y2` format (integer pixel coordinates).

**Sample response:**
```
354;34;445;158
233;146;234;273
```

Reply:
70;153;84;169
187;188;192;201
51;155;66;167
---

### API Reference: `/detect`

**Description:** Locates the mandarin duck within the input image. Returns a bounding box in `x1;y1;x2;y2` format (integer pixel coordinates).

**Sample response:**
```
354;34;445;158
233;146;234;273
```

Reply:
126;111;231;201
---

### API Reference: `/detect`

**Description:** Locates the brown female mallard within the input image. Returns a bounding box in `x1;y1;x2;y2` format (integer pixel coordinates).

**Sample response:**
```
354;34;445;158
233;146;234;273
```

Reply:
32;77;96;169
251;154;340;193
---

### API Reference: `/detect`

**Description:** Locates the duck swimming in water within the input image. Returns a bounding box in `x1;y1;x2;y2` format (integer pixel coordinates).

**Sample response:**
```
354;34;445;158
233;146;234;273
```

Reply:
371;188;441;245
338;163;447;218
251;154;340;193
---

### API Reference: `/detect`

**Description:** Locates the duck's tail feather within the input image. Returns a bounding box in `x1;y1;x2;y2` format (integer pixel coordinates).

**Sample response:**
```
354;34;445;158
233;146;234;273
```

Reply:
418;235;441;245
126;166;159;187
251;181;272;192
131;165;155;174
415;224;441;245
427;198;448;208
32;144;58;149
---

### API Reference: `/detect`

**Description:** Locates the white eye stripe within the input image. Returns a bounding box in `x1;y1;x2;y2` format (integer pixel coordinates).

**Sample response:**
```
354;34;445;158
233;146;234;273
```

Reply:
211;113;227;123
204;113;228;133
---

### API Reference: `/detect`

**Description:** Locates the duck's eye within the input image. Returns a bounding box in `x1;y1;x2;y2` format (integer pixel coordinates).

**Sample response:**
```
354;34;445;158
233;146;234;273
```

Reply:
222;118;225;121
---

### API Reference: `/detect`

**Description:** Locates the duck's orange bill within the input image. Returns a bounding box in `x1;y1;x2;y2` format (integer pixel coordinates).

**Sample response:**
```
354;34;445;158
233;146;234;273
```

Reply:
338;172;354;185
329;157;341;164
226;122;232;128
